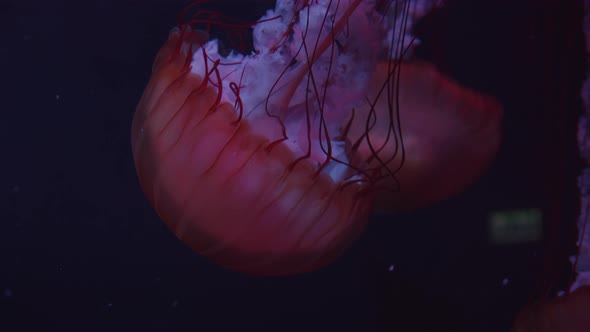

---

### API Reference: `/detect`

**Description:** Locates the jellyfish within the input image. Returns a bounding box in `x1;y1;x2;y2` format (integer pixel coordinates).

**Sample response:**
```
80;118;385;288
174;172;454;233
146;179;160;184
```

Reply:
509;1;590;330
510;286;590;332
131;0;503;276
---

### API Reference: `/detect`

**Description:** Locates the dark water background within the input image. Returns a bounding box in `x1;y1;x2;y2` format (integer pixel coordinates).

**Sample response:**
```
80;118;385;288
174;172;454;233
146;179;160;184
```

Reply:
1;0;585;331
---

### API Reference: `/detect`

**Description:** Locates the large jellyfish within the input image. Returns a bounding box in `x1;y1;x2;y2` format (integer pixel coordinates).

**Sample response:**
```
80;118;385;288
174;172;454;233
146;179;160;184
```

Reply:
131;0;503;276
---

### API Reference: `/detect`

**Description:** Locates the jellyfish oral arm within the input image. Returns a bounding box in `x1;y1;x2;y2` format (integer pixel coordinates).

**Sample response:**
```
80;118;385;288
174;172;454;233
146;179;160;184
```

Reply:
573;128;590;293
572;0;590;292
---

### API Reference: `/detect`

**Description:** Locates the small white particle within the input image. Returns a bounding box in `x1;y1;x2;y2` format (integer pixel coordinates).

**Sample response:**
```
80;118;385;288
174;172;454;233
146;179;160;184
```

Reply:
501;278;509;286
171;300;179;307
4;289;13;297
388;264;395;272
106;302;113;307
55;94;61;100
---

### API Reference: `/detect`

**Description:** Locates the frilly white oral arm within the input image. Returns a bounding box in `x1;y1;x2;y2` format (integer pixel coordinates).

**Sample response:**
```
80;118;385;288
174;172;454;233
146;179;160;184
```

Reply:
572;0;590;292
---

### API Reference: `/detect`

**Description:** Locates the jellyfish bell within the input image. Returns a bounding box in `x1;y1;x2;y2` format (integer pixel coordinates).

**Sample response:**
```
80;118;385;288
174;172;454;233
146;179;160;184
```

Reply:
510;286;590;332
131;0;503;275
350;60;503;212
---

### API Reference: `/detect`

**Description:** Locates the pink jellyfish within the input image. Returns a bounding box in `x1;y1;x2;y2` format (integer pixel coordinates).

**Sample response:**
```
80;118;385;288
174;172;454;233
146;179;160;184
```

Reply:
131;0;503;276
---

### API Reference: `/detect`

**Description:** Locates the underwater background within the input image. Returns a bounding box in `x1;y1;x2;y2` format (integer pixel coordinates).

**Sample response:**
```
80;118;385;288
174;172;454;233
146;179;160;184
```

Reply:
1;0;584;331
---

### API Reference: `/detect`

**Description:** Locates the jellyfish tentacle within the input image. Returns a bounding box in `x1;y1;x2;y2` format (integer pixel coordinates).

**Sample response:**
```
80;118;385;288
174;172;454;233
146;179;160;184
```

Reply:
349;61;503;211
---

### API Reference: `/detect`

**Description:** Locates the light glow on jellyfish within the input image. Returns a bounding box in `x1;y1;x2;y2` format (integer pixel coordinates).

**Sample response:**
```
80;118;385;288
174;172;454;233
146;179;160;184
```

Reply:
131;0;503;276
